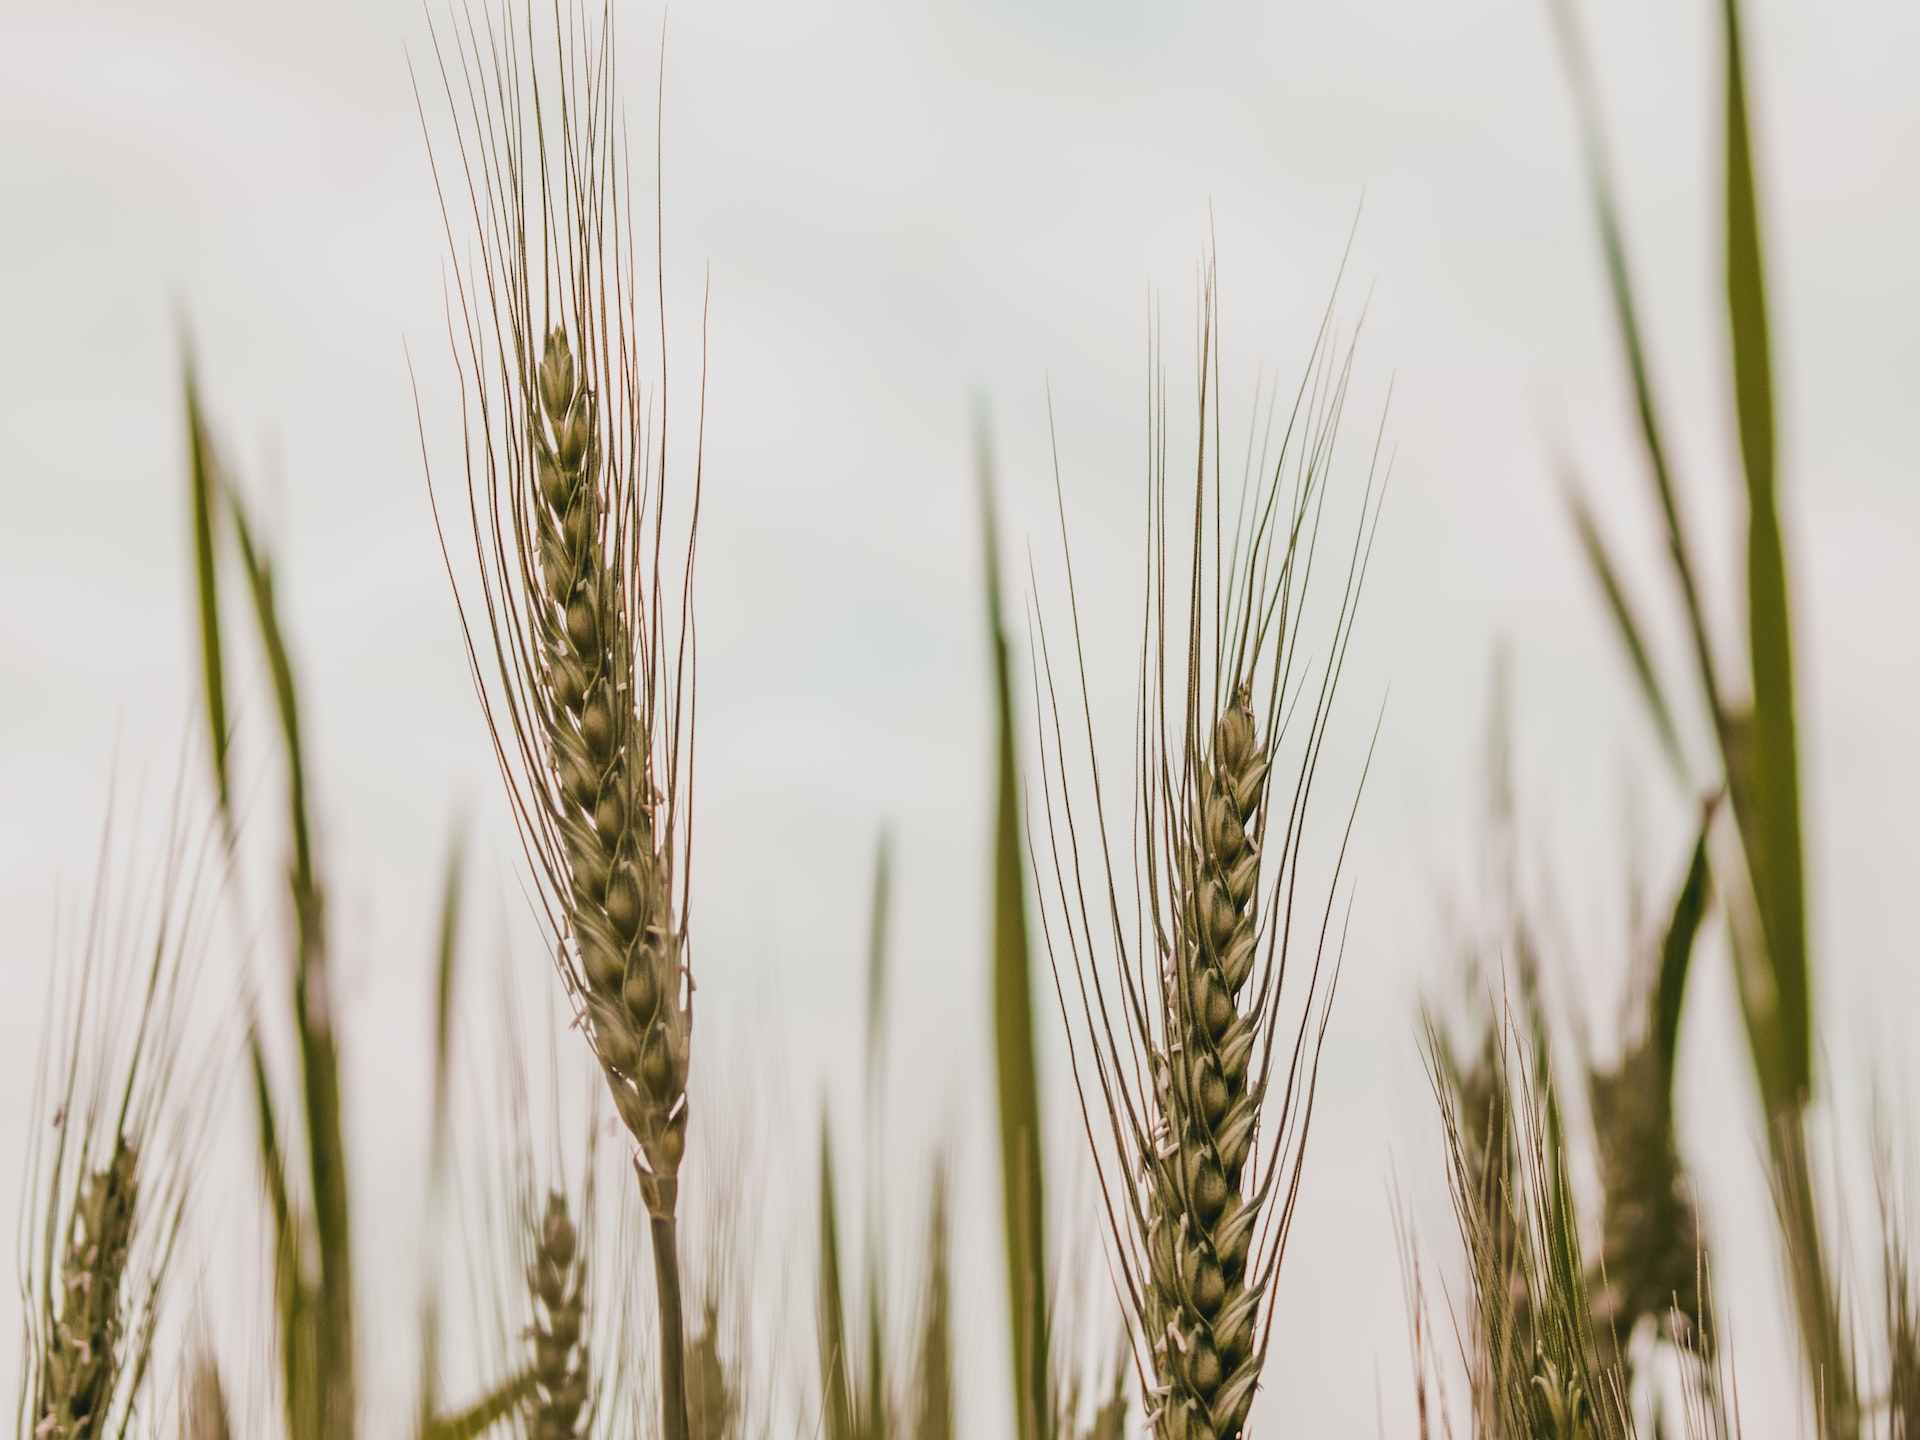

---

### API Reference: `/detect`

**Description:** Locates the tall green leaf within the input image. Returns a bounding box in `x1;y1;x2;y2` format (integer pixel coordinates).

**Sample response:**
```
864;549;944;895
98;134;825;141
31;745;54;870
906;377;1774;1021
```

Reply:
1651;805;1715;1078
252;1027;318;1440
909;1165;955;1440
183;366;230;823
1720;0;1809;1110
229;490;355;1439
1546;0;1726;729
1564;476;1689;788
420;831;465;1428
976;419;1049;1440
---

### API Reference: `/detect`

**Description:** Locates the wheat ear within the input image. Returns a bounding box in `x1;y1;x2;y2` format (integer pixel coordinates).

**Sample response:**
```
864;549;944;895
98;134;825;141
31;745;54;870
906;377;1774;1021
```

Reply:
34;1139;139;1439
1140;687;1270;1438
1035;264;1378;1440
528;1193;591;1440
426;7;700;1437
528;327;691;1208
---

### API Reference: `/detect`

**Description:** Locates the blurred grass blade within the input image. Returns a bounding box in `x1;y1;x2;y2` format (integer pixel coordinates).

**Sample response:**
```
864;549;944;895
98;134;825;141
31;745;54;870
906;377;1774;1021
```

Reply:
864;830;892;1093
863;1242;887;1440
183;363;231;824
1565;474;1689;787
420;830;465;1428
910;1163;955;1440
228;499;314;906
1652;803;1716;1076
1720;0;1809;1107
976;416;1049;1440
1546;0;1725;727
818;1117;854;1440
430;831;464;1166
230;492;355;1438
418;1371;533;1440
252;1026;318;1440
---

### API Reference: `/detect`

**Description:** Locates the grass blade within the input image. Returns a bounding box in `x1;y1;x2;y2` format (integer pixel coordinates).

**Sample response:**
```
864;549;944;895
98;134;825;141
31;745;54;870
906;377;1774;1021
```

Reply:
976;418;1049;1440
252;1026;318;1440
229;494;355;1437
1547;0;1726;729
1652;803;1716;1076
864;831;892;1089
420;830;465;1428
1565;475;1690;788
910;1163;955;1440
183;364;231;824
819;1118;854;1440
1720;0;1809;1109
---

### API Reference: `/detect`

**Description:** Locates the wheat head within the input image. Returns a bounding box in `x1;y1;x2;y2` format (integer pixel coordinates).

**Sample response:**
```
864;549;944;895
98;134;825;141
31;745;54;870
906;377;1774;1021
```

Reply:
528;1192;591;1440
528;326;690;1215
1035;266;1378;1440
428;8;701;1434
33;1139;139;1440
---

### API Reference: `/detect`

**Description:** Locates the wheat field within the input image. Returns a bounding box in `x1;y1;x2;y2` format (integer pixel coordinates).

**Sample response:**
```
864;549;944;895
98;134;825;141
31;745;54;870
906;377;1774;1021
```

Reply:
2;0;1918;1435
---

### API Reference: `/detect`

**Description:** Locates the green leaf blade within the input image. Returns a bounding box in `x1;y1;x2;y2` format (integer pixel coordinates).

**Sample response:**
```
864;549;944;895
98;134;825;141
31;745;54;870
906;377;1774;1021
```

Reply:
183;366;230;823
1721;0;1809;1106
976;419;1049;1440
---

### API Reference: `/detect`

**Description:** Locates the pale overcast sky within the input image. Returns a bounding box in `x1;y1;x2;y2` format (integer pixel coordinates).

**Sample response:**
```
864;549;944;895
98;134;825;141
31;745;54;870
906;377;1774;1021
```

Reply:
2;0;1916;1433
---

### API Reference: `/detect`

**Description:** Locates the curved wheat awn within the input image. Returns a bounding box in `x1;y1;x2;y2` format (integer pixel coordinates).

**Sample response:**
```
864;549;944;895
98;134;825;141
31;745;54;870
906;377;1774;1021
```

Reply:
1032;259;1382;1440
418;4;703;1436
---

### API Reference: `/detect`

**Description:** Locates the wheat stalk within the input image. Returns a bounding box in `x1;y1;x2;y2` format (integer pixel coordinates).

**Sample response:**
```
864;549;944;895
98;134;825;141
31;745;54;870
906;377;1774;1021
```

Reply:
425;5;701;1435
1034;263;1379;1440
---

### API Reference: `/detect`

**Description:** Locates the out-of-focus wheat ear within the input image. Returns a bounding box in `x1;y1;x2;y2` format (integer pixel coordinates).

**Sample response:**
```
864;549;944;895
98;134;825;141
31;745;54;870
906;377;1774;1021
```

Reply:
525;1193;590;1440
1590;800;1717;1374
33;1137;139;1438
24;784;207;1440
1086;1365;1127;1440
909;1161;955;1440
1875;1128;1920;1440
977;417;1051;1440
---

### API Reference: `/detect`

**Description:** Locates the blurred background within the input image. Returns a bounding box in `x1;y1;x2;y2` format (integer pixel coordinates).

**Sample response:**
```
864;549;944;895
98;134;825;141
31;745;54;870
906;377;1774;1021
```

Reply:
1;0;1915;1432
